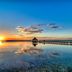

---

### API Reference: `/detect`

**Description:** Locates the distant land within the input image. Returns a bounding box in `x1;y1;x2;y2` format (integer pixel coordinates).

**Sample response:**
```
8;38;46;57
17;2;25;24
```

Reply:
2;38;72;43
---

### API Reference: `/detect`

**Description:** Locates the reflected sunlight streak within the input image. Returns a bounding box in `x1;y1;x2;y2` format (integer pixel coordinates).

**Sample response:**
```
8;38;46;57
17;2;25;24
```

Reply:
0;41;3;45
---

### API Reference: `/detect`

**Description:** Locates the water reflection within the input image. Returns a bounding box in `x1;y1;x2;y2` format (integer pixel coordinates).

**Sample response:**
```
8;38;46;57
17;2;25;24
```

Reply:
32;42;38;47
48;51;60;59
15;42;42;56
0;42;72;72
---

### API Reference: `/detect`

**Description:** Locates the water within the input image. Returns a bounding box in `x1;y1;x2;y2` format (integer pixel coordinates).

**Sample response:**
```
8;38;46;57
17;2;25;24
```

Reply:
0;42;72;72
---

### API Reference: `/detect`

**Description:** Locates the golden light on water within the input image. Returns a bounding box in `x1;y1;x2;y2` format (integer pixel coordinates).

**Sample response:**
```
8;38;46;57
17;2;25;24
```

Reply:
0;41;3;45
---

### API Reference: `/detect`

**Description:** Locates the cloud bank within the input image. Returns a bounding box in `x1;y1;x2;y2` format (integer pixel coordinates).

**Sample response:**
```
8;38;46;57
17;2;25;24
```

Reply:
16;23;63;35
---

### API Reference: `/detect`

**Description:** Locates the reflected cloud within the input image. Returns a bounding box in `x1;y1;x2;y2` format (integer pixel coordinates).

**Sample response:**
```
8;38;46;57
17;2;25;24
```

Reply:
48;51;60;58
13;40;43;56
15;46;43;56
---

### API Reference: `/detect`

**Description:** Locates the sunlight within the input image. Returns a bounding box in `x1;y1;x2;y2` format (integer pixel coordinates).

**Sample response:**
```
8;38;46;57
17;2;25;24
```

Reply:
0;36;5;40
0;41;3;45
0;36;5;46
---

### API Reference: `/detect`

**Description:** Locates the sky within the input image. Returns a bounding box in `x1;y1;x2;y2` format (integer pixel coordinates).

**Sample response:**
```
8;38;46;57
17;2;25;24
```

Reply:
0;1;72;38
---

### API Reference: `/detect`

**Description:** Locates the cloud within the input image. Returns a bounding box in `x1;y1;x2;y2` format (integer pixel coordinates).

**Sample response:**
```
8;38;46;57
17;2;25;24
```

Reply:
16;25;44;34
47;23;63;30
30;24;47;29
16;23;63;35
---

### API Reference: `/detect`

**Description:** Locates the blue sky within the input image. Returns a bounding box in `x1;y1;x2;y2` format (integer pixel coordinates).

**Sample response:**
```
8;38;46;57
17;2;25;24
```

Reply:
0;1;72;37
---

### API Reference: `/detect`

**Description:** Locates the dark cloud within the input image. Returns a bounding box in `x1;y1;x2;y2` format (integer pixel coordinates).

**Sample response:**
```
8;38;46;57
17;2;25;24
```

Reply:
47;23;63;30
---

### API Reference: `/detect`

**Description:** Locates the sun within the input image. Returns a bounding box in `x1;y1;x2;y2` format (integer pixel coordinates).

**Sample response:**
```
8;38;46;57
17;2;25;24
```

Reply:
0;36;5;46
0;36;5;40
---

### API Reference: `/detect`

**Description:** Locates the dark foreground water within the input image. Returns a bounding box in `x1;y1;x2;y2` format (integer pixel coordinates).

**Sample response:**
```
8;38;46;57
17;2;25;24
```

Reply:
0;42;72;72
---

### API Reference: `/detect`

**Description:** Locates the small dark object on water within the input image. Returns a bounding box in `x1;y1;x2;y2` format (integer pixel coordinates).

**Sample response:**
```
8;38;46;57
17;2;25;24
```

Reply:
32;37;38;43
32;37;38;46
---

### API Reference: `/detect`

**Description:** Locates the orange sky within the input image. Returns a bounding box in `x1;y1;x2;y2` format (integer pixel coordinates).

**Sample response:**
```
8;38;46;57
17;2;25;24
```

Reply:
0;34;72;41
0;32;72;41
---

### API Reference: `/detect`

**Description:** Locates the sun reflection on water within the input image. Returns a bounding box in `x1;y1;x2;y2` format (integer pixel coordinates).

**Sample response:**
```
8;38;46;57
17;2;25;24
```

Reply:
0;41;4;46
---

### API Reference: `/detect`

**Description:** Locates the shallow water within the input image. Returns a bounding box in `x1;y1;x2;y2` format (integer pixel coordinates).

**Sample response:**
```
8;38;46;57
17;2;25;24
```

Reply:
0;42;72;71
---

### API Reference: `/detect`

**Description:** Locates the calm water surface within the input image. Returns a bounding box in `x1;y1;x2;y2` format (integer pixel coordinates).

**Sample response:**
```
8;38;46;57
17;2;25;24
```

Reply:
0;42;72;70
